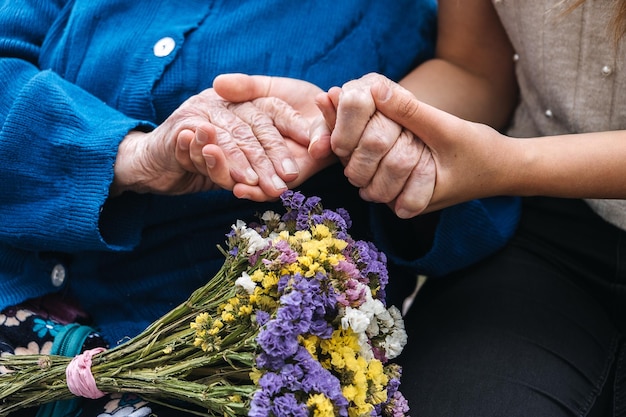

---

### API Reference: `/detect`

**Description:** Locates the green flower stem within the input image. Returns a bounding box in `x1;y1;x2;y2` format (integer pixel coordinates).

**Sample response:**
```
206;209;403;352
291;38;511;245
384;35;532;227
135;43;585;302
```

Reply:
0;252;258;416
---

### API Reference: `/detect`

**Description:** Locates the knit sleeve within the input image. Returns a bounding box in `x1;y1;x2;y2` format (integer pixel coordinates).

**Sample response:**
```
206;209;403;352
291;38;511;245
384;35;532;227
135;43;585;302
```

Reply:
371;197;521;278
0;4;154;253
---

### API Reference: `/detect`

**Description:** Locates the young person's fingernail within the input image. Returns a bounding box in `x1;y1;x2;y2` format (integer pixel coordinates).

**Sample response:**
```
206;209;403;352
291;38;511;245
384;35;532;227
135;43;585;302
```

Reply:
377;83;392;102
205;155;216;169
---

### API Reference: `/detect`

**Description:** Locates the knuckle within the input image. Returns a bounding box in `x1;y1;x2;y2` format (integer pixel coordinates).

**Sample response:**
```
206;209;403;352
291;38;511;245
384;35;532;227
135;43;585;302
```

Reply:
254;97;290;115
230;123;254;141
360;132;389;155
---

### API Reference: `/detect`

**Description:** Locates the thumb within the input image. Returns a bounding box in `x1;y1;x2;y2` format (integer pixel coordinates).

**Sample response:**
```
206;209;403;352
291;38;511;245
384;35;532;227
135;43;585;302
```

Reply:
370;80;456;149
213;73;272;102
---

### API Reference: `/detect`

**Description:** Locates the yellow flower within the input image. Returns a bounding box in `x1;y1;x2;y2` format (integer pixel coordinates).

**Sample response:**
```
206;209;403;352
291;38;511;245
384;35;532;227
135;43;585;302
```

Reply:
238;305;253;316
367;359;388;389
326;253;344;267
250;269;265;283
299;334;320;358
307;393;335;417
297;255;323;277
262;271;279;289
249;368;263;385
190;312;211;329
329;350;346;369
301;239;328;259
332;238;348;252
221;311;236;322
293;230;312;243
342;384;358;402
229;395;243;403
311;224;331;239
369;389;388;405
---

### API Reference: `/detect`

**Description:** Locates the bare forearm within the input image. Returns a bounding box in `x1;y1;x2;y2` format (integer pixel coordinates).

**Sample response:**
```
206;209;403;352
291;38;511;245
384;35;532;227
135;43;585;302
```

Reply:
399;59;517;131
502;131;626;199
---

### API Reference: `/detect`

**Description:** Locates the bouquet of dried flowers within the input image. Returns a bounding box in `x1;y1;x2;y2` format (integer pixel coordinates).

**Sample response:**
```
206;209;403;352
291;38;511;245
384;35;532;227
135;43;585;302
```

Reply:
0;191;409;417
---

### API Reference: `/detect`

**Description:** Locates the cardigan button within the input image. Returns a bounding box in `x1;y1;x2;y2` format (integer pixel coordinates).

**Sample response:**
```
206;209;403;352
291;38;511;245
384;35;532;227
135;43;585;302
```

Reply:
153;37;176;57
50;264;66;287
601;65;613;76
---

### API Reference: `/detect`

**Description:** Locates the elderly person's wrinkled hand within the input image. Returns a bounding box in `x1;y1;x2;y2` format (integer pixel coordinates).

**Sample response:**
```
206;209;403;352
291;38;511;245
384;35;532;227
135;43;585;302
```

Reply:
110;87;311;198
363;74;517;213
316;73;436;218
209;73;338;201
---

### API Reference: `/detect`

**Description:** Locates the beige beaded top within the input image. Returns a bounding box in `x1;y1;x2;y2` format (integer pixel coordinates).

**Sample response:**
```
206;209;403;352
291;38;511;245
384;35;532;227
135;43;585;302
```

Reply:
494;0;626;229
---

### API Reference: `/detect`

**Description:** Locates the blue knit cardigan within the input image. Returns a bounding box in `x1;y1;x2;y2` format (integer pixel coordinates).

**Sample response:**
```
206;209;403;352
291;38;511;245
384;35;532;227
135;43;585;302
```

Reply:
0;0;518;344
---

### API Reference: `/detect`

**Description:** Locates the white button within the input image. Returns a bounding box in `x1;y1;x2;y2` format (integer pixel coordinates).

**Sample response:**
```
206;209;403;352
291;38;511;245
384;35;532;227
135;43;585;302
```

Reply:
50;264;66;287
513;53;520;62
601;65;613;76
153;37;176;57
545;109;553;118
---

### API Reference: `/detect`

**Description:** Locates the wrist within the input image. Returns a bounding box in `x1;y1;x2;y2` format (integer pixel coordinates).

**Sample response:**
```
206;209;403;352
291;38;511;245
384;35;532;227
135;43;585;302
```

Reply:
110;131;149;196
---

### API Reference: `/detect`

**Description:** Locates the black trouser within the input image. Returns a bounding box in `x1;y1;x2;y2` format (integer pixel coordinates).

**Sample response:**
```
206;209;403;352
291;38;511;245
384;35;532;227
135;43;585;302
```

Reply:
398;197;626;417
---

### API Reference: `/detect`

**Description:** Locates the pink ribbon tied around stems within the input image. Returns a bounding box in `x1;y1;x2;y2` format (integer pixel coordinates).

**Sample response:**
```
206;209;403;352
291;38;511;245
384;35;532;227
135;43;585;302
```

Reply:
65;347;107;399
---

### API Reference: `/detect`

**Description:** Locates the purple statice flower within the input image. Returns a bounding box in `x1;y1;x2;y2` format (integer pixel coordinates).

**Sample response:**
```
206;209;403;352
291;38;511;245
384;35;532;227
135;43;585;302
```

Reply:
248;251;261;266
270;393;308;417
249;390;272;417
258;372;285;397
255;351;289;371
385;364;402;396
295;213;311;233
279;191;315;228
301;195;322;216
384;391;410;417
308;318;333;339
277;274;291;295
353;240;389;300
386;376;402;400
312;209;350;234
372;345;387;363
318;278;340;313
256;273;324;366
256;319;300;360
280;190;306;212
296;351;348;417
257;241;282;266
254;268;349;416
255;310;271;326
253;346;348;417
279;363;305;391
278;292;313;334
335;207;352;229
283;194;322;231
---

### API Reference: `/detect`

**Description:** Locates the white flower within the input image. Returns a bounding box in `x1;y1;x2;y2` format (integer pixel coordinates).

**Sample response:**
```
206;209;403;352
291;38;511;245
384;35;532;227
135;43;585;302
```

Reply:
232;219;247;232
382;329;407;360
341;307;370;334
235;272;256;294
260;211;280;223
360;288;386;317
380;306;407;359
234;221;270;254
